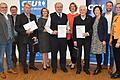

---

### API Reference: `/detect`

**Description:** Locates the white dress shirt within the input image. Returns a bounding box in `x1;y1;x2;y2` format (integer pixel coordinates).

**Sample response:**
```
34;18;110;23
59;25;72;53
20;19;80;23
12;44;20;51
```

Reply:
105;11;112;34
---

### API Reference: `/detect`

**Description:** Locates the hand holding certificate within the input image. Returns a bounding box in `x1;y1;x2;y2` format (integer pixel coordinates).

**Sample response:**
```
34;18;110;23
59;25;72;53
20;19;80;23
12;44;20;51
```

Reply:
76;25;85;38
58;25;67;38
23;20;38;32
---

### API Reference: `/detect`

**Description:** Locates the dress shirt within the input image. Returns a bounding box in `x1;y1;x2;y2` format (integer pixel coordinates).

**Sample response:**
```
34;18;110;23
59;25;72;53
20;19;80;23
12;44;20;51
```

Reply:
105;11;112;34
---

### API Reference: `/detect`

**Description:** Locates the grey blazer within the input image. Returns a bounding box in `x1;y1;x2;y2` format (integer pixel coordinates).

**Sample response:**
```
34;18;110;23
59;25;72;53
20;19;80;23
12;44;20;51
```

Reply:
0;13;14;44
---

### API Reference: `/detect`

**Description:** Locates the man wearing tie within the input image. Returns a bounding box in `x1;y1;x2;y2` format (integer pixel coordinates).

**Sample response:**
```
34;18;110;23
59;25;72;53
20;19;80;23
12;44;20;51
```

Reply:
15;3;38;74
45;2;68;74
10;6;21;67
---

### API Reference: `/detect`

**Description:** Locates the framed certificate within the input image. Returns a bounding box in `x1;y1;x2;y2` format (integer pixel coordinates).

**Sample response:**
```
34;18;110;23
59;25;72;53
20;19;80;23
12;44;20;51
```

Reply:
58;25;67;38
23;20;38;32
76;25;85;38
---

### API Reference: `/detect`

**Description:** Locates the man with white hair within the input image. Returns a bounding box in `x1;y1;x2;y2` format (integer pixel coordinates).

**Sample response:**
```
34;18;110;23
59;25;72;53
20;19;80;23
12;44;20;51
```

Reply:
45;2;68;74
73;5;93;74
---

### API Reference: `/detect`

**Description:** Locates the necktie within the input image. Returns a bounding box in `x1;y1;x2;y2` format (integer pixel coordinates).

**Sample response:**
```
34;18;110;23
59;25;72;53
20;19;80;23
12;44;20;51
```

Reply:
58;13;61;18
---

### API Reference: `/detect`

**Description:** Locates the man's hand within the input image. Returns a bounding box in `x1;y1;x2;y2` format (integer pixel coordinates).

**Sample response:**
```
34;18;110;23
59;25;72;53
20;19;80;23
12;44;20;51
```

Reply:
52;30;58;35
32;37;38;42
26;28;32;35
83;32;89;37
74;41;77;47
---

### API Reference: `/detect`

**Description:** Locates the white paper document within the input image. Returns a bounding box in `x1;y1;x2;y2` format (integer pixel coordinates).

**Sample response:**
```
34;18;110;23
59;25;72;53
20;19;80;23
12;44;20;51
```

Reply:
58;25;67;38
23;20;38;31
76;25;85;38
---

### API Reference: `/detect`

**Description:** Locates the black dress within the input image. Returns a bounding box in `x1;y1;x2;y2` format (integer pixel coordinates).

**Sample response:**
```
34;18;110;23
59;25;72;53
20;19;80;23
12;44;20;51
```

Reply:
37;17;50;53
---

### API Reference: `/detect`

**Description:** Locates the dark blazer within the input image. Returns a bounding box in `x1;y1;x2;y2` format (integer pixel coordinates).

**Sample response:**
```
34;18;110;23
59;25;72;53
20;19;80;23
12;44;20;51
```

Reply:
102;12;116;28
0;13;14;43
73;14;93;41
15;13;37;44
93;16;108;42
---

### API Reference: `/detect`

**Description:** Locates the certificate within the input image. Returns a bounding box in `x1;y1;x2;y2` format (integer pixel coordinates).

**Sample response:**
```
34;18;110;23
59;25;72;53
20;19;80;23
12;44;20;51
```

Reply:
58;25;67;38
23;20;38;32
76;25;85;38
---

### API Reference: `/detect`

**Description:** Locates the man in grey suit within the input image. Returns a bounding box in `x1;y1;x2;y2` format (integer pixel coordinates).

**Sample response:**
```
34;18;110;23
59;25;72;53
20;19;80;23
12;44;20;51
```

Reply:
0;2;17;79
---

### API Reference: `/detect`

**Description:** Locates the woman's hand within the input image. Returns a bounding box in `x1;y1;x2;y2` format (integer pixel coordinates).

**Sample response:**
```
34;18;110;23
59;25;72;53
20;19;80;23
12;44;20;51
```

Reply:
115;43;120;48
102;41;106;46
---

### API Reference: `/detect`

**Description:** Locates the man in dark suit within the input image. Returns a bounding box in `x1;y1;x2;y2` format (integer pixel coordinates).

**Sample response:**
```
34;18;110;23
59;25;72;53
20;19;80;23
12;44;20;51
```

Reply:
45;2;68;74
15;2;38;74
102;1;116;72
73;5;93;74
10;5;21;67
0;2;17;79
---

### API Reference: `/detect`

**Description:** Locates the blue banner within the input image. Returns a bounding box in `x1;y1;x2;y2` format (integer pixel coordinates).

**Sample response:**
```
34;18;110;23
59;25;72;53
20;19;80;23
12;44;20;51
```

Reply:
86;0;112;64
20;0;47;62
20;0;47;19
87;0;112;17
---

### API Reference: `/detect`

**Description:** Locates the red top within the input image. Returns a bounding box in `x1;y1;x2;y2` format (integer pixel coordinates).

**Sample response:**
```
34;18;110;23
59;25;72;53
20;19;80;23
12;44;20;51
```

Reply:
67;13;79;40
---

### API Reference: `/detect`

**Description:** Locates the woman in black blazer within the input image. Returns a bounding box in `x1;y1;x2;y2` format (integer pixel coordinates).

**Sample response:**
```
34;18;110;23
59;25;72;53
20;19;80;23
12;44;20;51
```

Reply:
91;6;108;75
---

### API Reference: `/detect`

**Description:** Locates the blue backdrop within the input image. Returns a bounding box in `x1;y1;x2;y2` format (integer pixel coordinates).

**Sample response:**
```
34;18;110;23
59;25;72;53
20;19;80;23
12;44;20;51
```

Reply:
86;0;112;64
20;0;47;62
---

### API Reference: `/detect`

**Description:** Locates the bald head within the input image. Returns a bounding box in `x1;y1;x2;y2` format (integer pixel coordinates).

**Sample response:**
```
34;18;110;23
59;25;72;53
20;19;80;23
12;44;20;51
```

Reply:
55;2;63;13
79;5;87;16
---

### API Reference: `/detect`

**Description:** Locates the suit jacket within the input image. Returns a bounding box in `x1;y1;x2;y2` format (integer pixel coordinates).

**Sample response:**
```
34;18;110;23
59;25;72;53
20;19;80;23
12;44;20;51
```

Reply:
102;12;116;26
93;16;108;42
10;14;19;36
15;13;37;44
73;14;93;41
0;13;14;44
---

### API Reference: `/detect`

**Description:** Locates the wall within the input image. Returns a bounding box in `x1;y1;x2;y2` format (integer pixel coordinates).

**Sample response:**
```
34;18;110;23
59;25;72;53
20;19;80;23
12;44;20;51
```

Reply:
0;0;86;59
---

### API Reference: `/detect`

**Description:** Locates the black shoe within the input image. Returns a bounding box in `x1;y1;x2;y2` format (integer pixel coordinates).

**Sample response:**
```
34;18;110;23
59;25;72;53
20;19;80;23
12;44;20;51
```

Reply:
52;69;57;74
93;68;101;75
24;68;28;74
29;66;39;70
76;70;81;74
111;72;120;79
84;69;90;75
61;68;68;73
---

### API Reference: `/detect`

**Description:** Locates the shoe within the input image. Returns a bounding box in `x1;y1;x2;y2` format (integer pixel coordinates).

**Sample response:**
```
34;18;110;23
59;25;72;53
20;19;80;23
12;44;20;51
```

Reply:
0;72;6;79
46;64;50;68
24;68;28;74
108;67;113;75
7;69;18;74
70;64;75;69
61;68;68;73
67;63;72;67
52;69;57;74
12;62;17;67
84;69;90;75
43;66;47;70
29;66;39;70
102;65;108;69
76;69;81;74
111;72;120;79
93;68;101;75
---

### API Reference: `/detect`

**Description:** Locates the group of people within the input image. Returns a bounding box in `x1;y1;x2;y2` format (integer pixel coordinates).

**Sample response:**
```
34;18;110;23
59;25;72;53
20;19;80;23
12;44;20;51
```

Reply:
0;1;120;79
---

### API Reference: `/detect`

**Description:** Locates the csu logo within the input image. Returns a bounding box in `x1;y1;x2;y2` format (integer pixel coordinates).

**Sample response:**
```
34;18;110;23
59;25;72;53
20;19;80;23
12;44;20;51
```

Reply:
88;4;105;11
21;0;46;7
